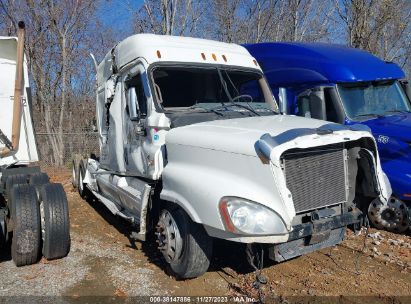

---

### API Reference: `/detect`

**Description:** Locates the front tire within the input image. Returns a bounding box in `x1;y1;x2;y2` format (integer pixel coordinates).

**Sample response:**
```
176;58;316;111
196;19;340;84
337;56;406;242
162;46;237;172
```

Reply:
368;197;409;233
156;207;213;279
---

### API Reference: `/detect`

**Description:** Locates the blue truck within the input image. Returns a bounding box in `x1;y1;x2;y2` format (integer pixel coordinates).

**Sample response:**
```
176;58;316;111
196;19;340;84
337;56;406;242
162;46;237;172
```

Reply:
245;42;411;232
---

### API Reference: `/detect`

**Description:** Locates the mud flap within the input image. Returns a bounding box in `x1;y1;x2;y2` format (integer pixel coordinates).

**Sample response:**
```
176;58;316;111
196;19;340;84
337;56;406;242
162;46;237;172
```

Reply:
269;227;345;262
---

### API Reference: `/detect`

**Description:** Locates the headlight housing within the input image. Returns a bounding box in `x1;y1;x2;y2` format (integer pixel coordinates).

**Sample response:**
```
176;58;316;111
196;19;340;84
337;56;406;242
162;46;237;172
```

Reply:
219;197;286;235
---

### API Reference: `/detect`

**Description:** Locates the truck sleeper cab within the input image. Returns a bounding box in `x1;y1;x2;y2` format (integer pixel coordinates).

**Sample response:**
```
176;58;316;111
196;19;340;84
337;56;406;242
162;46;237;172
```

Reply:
75;34;391;279
245;42;411;232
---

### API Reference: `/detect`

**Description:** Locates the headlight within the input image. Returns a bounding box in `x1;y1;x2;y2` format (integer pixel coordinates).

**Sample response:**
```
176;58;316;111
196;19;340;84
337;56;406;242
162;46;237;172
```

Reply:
219;197;286;235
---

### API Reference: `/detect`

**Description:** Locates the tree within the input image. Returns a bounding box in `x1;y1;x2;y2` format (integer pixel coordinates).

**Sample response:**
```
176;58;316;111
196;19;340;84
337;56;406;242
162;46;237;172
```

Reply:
133;0;206;36
208;0;335;44
335;0;411;75
0;0;99;165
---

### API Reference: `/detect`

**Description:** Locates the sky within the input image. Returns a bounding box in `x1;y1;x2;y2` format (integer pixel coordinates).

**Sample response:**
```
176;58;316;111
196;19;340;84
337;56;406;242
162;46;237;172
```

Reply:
96;0;144;32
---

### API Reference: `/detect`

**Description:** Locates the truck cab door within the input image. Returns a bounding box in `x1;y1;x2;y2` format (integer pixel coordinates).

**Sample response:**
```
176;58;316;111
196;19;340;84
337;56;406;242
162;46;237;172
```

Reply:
123;65;150;177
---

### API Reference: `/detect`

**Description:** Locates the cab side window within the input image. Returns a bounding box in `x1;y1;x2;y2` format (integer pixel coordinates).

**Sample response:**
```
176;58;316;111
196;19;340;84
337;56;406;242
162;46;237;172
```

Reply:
126;73;147;119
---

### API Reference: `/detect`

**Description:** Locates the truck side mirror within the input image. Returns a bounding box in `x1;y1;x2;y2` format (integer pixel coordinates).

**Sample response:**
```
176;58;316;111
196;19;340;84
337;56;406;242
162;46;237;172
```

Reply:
297;88;326;120
127;87;140;121
278;87;288;114
308;89;326;120
400;80;411;102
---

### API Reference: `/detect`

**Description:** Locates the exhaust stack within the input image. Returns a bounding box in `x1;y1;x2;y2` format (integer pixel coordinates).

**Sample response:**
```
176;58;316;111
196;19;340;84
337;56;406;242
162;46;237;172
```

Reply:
0;21;26;158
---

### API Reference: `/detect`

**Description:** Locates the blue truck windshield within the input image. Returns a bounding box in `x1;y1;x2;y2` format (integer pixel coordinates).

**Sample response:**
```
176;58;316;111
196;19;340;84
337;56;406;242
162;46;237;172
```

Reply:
337;81;411;120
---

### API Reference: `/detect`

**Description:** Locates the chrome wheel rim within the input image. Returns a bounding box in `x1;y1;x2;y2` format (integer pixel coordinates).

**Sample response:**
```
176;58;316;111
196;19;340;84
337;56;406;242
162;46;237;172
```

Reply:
79;170;84;193
368;197;409;232
72;165;76;186
40;201;45;242
155;210;183;263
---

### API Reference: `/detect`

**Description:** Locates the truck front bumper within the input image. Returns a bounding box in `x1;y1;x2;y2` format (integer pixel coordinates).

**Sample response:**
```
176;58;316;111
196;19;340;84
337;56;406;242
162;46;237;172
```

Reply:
205;207;363;244
269;208;363;262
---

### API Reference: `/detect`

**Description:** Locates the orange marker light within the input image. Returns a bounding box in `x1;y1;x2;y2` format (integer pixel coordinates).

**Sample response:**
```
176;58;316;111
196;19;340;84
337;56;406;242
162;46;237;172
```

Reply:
219;199;236;233
212;53;217;61
404;194;411;198
222;55;227;62
156;50;161;59
201;53;206;60
253;59;258;66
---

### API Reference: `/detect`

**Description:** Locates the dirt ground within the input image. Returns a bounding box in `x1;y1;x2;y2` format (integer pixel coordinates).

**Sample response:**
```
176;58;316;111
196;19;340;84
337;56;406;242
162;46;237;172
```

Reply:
0;168;410;303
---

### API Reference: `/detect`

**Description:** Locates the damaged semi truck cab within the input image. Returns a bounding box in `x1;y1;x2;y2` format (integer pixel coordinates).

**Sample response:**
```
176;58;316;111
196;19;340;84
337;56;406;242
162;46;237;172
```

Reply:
245;42;411;232
76;34;391;278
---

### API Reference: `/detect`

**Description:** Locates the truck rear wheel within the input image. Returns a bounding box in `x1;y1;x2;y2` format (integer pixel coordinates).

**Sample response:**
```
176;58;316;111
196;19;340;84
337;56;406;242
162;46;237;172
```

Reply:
0;209;7;249
39;183;70;260
29;173;49;197
77;160;92;200
72;159;78;188
155;207;213;279
5;174;27;199
10;184;41;266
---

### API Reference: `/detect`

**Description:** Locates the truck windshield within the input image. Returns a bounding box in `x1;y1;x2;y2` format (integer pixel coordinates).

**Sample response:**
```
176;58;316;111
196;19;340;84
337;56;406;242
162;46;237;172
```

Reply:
337;81;411;120
151;65;278;114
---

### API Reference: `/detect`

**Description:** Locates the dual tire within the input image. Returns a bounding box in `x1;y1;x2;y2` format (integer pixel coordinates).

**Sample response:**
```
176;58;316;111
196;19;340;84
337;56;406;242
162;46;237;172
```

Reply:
77;160;92;199
6;174;70;266
39;184;70;260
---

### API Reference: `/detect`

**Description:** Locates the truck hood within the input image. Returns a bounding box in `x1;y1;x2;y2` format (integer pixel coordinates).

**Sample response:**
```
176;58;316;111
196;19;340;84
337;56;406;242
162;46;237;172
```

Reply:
357;113;411;162
359;113;411;142
166;115;371;156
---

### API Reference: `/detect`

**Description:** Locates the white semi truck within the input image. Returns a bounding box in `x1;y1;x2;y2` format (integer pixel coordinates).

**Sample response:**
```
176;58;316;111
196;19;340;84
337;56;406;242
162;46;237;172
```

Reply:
0;22;70;266
74;33;392;279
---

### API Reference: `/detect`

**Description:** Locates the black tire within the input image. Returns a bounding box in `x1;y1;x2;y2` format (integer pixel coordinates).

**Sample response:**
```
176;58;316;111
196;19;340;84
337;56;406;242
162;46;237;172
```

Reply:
72;159;78;188
29;173;50;196
156;207;213;279
39;183;70;260
10;184;41;266
0;211;7;249
29;172;49;186
5;174;27;199
77;160;92;199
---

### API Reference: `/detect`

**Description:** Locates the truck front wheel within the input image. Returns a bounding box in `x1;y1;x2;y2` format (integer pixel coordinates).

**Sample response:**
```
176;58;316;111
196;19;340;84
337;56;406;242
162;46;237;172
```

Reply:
156;207;213;279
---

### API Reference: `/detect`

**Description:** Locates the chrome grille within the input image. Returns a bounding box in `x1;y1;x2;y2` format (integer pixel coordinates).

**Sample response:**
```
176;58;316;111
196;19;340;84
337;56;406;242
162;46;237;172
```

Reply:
283;146;347;213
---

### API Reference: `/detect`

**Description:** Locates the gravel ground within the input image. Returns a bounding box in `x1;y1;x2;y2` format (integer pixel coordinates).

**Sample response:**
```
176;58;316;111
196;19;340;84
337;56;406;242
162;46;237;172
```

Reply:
0;233;162;297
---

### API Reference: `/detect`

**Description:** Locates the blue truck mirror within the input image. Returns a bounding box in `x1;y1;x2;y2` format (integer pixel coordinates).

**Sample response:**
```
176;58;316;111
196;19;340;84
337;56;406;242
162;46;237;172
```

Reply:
308;89;326;120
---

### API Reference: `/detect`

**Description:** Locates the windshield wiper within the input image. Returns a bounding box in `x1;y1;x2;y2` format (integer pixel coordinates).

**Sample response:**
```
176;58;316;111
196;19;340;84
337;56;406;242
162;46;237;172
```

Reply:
216;69;260;116
249;101;279;114
190;105;224;116
355;113;383;119
210;103;259;116
384;110;410;115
